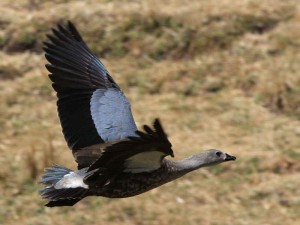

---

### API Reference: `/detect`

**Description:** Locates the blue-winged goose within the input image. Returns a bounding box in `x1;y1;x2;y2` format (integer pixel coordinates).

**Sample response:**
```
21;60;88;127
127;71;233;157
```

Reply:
39;21;236;207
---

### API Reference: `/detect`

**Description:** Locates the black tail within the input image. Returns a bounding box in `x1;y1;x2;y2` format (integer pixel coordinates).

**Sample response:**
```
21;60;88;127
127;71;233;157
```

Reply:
39;164;88;207
45;198;82;207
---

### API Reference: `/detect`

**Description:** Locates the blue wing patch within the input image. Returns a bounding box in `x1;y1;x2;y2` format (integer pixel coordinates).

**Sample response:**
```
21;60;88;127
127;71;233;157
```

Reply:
90;88;138;142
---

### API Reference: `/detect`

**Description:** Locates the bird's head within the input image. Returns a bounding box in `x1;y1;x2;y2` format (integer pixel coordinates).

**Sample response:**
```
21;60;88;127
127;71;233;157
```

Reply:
193;149;236;167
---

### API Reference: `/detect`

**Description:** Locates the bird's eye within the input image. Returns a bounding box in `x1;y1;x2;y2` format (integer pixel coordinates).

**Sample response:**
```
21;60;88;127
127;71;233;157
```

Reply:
216;152;222;157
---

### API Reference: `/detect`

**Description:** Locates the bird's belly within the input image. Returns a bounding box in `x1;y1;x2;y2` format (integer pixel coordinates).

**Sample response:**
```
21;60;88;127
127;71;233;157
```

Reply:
98;183;158;198
92;171;170;198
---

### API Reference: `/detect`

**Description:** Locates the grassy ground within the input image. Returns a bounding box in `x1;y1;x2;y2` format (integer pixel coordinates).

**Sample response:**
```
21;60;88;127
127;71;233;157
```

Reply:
0;0;300;224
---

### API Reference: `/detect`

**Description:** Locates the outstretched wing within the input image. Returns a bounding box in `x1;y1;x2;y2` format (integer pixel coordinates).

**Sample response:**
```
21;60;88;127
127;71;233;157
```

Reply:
87;119;174;174
44;22;137;155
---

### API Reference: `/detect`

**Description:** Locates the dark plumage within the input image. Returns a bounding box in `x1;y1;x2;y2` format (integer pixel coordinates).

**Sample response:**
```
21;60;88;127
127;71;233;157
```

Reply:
39;21;236;207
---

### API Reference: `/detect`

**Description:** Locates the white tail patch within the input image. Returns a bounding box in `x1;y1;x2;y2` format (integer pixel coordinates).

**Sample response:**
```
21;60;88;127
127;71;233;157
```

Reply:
124;151;165;173
54;170;88;189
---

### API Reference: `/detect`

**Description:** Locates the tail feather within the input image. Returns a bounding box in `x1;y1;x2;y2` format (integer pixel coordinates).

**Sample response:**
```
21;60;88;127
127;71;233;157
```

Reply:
39;164;72;185
39;186;87;200
45;199;82;207
39;164;88;207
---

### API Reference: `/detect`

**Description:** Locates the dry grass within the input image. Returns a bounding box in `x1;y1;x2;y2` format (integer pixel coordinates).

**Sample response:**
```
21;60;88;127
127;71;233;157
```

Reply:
0;0;300;224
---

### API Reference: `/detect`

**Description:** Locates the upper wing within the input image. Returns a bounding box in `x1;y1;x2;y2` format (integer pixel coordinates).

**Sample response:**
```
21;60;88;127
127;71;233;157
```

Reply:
87;119;174;174
44;21;137;153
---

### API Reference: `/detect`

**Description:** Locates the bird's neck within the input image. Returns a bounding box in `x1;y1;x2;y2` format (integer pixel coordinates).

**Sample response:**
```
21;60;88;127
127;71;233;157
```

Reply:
170;155;209;173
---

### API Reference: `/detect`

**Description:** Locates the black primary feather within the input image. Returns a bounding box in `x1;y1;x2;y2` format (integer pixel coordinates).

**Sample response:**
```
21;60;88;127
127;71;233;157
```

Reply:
44;21;117;151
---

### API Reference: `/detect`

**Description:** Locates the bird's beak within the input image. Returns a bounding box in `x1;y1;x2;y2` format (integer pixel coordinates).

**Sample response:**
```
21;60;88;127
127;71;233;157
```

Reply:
225;153;236;161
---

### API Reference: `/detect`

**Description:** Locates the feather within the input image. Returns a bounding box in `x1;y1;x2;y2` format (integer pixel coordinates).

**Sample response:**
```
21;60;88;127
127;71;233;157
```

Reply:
44;21;137;154
87;119;174;173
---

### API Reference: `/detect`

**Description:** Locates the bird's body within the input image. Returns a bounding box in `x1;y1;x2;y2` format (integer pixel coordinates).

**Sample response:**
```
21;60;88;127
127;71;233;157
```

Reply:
39;21;236;207
89;160;184;198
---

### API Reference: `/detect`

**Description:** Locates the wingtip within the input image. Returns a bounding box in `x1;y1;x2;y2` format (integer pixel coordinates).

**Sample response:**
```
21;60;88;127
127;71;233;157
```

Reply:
153;118;165;134
153;118;160;125
66;20;83;42
67;20;75;29
47;20;82;43
56;20;70;31
45;63;51;70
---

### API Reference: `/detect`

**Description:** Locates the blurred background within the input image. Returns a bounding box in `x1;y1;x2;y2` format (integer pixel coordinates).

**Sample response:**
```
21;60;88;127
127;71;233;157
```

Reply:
0;0;300;224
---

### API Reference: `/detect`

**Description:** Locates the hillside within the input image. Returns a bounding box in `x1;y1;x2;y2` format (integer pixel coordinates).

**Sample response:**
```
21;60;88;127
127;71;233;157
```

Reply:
0;0;300;224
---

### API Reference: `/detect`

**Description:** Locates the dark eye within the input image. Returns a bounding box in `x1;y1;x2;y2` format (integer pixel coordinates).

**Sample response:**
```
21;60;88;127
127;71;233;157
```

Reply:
216;152;222;157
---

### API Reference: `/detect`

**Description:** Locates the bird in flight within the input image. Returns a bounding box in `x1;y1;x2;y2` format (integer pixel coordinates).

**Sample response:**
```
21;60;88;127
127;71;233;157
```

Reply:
39;21;236;207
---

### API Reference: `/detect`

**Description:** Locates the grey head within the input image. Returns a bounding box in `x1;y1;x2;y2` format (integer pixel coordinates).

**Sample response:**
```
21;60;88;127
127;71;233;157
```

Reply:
195;149;236;167
177;149;236;172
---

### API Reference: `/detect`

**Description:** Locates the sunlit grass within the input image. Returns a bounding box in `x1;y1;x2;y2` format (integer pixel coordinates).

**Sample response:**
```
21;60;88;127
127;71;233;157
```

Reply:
0;0;300;225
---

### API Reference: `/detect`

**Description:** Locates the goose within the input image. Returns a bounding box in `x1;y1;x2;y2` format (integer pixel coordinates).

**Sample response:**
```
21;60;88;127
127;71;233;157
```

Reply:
39;21;236;207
